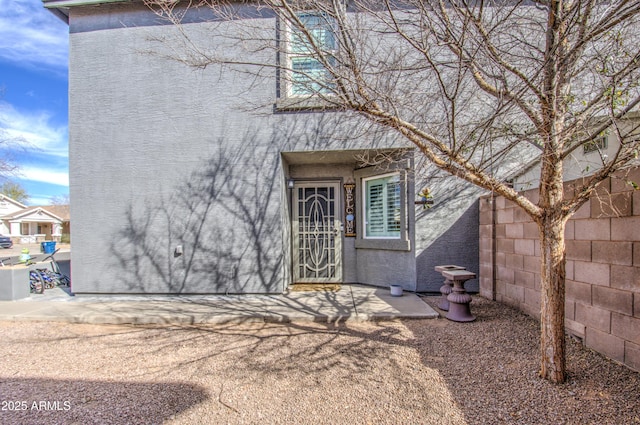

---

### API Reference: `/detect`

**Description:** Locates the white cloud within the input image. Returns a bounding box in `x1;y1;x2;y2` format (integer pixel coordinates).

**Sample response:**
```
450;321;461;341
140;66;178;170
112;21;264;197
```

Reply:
0;0;68;72
20;165;69;187
0;103;69;190
27;196;56;206
0;101;68;157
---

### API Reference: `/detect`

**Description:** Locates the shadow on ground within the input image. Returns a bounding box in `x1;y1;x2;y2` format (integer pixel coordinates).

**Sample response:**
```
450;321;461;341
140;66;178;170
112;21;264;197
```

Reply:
404;296;640;424
0;318;466;424
2;298;639;424
0;378;208;425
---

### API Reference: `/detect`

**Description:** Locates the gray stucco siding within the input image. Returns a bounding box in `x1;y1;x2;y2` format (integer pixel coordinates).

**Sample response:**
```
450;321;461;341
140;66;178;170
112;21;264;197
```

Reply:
69;11;286;293
66;3;481;294
414;177;482;292
66;8;406;294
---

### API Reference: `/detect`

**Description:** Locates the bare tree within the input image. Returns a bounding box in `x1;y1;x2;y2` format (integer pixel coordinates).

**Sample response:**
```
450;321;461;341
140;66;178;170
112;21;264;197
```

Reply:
0;130;25;181
0;89;28;182
50;193;70;206
144;0;640;382
0;181;29;204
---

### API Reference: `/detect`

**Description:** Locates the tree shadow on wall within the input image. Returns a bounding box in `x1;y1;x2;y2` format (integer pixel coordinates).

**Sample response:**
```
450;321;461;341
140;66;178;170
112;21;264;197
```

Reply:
103;104;426;295
108;116;375;294
110;131;285;294
414;176;483;293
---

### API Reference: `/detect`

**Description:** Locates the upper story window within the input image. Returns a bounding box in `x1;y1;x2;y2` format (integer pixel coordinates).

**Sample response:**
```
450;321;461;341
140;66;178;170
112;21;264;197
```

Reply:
583;136;608;154
285;13;337;98
363;173;401;239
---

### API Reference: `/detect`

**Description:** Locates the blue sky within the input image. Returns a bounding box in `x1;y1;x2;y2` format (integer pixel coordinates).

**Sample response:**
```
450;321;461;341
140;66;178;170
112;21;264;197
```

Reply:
0;0;69;206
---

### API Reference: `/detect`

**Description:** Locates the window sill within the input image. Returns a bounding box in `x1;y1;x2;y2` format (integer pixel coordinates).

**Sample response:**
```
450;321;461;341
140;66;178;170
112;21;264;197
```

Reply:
355;238;411;251
275;96;340;112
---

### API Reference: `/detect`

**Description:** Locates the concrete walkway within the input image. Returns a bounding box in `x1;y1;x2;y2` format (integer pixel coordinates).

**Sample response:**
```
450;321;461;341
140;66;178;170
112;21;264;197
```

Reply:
0;243;71;258
0;285;439;325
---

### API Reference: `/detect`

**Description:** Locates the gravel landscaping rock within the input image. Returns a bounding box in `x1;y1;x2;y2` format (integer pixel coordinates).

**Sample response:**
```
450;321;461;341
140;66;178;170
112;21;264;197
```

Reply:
0;296;638;424
414;296;640;424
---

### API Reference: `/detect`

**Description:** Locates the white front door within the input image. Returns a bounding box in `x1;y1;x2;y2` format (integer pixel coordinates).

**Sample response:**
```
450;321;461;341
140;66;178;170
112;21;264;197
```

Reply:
292;181;342;283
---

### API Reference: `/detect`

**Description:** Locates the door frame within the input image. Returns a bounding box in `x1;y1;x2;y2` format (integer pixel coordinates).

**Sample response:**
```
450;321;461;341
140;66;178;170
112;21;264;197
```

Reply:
291;180;343;284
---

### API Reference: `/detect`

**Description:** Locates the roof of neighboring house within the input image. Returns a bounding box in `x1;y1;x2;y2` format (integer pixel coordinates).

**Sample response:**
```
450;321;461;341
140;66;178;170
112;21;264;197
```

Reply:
41;205;71;221
1;205;70;222
0;194;27;209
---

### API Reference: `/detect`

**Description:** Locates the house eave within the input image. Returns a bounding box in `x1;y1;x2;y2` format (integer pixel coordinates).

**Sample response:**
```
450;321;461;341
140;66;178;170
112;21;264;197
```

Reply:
8;207;64;222
0;195;27;209
42;0;131;24
43;0;129;8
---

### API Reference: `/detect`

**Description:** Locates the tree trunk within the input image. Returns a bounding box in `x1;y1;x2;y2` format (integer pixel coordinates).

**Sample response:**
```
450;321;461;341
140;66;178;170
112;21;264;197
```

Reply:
538;215;567;383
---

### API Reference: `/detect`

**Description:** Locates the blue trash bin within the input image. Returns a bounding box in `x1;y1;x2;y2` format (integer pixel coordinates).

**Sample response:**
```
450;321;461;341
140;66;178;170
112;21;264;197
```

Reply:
41;241;56;254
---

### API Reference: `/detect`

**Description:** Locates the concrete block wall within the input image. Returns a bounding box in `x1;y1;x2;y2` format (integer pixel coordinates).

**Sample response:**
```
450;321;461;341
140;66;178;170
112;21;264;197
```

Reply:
479;168;640;372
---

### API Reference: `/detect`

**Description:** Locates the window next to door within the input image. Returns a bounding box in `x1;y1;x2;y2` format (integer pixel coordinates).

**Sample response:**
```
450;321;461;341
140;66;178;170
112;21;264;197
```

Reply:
364;173;401;239
355;166;411;251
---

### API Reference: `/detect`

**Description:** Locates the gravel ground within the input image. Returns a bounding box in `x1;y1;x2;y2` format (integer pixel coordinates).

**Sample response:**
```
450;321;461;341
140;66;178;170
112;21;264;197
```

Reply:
0;296;638;424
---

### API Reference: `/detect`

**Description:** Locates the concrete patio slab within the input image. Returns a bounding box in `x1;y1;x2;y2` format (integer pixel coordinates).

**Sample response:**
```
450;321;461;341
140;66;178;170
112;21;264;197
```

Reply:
352;287;440;320
0;284;439;325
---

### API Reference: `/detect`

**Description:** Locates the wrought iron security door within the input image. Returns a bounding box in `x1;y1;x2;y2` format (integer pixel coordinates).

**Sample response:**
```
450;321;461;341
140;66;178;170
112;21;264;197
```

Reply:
293;182;342;283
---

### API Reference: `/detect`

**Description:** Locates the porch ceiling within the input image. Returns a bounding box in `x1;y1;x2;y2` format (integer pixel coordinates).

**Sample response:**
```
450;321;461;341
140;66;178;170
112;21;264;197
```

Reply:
281;148;404;166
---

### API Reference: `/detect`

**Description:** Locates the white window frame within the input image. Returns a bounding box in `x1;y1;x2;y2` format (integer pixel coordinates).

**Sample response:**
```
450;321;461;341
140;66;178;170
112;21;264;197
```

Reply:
284;12;337;99
354;160;412;252
362;172;402;239
583;136;608;154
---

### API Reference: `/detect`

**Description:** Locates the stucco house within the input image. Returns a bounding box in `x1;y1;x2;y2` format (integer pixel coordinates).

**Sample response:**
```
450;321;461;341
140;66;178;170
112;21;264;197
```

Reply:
0;195;69;243
42;0;481;295
41;0;640;374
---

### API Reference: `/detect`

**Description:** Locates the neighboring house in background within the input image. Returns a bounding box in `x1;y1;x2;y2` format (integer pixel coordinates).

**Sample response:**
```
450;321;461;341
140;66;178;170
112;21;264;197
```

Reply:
41;205;71;242
0;194;70;243
43;0;482;295
513;112;640;192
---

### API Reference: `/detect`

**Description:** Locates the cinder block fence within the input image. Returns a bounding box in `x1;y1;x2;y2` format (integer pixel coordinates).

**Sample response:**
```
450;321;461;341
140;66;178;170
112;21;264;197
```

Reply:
479;168;640;372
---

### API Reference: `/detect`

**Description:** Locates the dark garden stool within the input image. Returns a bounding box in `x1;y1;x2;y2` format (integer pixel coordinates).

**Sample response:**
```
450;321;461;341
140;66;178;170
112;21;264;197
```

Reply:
441;269;477;322
434;265;466;311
